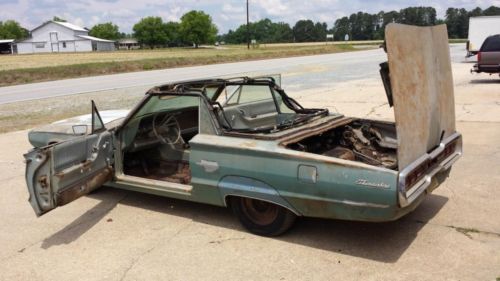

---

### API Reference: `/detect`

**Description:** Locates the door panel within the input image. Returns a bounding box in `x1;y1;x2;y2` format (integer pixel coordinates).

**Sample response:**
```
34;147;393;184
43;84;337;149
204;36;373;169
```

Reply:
223;99;277;128
25;131;113;216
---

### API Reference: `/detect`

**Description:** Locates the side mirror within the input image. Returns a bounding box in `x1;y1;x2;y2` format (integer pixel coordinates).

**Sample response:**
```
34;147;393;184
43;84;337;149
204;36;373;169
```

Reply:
72;125;88;135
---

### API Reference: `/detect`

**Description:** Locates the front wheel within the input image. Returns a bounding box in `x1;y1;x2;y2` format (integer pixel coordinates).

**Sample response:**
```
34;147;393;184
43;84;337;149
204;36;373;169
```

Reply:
229;197;297;236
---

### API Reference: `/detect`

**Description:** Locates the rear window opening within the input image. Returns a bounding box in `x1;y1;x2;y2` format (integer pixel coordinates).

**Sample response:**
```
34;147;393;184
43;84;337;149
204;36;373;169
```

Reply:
480;35;500;52
285;120;398;170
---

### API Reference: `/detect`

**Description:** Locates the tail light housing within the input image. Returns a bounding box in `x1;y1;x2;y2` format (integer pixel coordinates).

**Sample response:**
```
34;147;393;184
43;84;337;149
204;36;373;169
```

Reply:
477;51;481;62
404;140;457;191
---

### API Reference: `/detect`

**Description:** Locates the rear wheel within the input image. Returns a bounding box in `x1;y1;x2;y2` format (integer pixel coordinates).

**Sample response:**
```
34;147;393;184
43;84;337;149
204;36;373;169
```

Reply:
229;197;296;236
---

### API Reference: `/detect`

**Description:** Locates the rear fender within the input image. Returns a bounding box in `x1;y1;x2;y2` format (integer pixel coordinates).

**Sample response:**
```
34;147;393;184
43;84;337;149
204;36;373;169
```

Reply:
218;176;300;215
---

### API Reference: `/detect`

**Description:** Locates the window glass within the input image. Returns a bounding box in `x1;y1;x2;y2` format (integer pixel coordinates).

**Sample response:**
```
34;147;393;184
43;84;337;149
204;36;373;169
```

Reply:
203;86;219;99
92;102;105;133
238;85;272;104
216;85;239;104
481;36;500;52
134;95;199;118
225;85;274;106
273;88;294;114
199;99;217;135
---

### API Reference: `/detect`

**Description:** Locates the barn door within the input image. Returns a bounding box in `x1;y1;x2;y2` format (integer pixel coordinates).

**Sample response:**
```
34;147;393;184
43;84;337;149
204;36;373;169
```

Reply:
50;32;59;52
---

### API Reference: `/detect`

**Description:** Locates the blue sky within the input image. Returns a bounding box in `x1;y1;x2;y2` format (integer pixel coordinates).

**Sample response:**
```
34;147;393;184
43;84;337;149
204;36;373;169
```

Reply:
1;0;499;34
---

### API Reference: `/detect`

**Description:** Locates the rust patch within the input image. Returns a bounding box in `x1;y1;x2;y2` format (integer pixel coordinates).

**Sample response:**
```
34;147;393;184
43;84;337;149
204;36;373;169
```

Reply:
56;167;112;206
279;117;354;146
81;160;92;170
38;175;48;189
239;141;257;148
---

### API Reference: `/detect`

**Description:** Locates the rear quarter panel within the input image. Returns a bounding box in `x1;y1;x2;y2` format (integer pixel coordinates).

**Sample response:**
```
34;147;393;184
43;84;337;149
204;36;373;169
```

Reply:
189;134;400;221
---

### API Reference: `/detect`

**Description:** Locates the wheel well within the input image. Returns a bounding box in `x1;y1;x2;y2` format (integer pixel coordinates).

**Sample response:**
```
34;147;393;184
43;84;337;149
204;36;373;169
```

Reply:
224;195;300;216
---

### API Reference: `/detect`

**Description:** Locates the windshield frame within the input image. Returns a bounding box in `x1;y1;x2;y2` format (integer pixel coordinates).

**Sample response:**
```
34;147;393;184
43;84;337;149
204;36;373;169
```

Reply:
115;77;329;135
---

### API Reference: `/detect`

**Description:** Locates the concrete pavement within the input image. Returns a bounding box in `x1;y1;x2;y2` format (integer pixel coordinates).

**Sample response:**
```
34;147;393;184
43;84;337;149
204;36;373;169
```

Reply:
0;45;499;280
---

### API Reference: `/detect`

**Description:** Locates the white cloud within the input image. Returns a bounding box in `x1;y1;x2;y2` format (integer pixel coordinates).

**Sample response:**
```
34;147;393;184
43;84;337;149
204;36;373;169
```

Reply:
0;0;498;33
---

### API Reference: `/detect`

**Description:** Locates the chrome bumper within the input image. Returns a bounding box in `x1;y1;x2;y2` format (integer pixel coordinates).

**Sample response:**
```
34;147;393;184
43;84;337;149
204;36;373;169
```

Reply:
398;132;463;207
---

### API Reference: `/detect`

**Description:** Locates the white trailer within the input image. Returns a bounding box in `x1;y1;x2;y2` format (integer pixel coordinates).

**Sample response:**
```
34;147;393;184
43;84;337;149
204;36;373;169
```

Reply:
467;16;500;57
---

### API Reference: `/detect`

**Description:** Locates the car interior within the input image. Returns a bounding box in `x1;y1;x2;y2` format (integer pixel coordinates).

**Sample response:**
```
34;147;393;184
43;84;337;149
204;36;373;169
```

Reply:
216;84;298;131
120;95;201;185
119;80;307;185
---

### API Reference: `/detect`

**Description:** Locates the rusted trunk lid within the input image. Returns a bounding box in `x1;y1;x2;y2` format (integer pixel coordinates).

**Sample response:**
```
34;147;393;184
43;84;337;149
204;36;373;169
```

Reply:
385;24;456;170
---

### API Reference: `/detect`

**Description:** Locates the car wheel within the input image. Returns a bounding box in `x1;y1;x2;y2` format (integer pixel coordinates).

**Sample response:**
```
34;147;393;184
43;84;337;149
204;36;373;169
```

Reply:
229;197;296;236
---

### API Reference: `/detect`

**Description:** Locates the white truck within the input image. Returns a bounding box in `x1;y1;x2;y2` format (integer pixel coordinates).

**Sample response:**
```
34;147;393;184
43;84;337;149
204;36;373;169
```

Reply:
467;16;500;57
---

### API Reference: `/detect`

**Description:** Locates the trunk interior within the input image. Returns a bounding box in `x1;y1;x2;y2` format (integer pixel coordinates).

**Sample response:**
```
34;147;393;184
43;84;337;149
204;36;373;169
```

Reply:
285;120;399;170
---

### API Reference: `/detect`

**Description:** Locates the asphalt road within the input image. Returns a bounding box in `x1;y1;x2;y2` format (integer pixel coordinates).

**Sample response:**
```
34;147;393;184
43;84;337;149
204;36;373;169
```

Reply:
0;44;470;105
0;48;387;104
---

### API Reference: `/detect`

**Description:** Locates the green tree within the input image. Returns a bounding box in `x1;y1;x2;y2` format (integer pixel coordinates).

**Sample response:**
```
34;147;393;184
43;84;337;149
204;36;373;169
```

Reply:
482;6;500;16
293;20;315;42
220;19;293;44
133;16;169;48
164;21;181;46
52;16;67;22
468;7;483;17
445;8;468;38
312;22;328;41
398;7;436;26
333;16;350;41
0;20;28;40
179;10;218;47
269;22;293;43
89;22;121;40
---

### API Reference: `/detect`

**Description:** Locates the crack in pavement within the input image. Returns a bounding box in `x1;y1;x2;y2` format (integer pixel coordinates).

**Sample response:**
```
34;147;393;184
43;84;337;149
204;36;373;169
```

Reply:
118;221;193;281
209;237;246;244
364;102;388;118
414;219;500;240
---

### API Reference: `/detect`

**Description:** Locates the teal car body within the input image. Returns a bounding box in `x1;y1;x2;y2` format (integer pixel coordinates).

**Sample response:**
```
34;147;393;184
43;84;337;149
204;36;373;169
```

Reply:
24;24;462;235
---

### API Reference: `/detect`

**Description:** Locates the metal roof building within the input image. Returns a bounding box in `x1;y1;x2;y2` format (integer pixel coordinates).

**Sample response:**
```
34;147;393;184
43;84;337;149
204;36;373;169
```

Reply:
0;39;15;54
16;21;115;54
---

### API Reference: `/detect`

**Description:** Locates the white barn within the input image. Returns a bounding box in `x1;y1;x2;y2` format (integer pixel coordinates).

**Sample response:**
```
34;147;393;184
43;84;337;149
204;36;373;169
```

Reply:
17;21;115;54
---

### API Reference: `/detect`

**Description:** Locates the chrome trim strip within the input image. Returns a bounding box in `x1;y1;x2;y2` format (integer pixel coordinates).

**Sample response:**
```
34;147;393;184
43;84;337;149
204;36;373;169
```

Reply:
279;191;390;209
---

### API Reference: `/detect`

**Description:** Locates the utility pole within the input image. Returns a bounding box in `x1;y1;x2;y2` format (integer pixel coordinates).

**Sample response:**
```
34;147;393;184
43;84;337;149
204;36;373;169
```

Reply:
246;0;250;49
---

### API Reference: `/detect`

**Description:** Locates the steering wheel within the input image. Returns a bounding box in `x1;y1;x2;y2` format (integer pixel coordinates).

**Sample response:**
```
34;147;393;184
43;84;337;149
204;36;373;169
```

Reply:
152;113;182;145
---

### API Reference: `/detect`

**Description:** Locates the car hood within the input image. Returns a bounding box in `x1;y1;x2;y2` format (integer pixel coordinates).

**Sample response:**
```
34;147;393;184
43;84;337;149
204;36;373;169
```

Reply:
385;24;456;170
33;109;130;135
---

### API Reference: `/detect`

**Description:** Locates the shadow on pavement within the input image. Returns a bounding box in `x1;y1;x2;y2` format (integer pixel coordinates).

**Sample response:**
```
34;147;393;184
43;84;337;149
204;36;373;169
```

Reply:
41;190;127;249
280;194;447;263
41;186;447;263
470;78;500;84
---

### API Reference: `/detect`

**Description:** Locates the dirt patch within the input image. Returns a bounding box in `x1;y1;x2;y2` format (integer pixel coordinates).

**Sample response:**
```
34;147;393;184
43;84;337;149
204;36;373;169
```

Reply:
0;86;147;133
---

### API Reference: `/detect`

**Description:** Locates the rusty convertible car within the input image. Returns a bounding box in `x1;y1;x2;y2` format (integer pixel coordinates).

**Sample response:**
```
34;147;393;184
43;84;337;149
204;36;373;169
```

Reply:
24;24;462;236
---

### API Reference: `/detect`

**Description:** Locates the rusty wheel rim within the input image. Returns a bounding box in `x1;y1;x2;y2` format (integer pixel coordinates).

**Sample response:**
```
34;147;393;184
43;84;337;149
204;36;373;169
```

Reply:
241;198;279;226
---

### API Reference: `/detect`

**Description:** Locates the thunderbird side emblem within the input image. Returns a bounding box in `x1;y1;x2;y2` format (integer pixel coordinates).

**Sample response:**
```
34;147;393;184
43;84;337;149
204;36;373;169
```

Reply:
355;179;390;189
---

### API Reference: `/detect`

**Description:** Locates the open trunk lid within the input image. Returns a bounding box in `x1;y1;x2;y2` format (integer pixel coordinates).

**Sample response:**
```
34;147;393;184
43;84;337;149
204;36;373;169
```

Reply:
385;23;456;170
385;24;462;206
